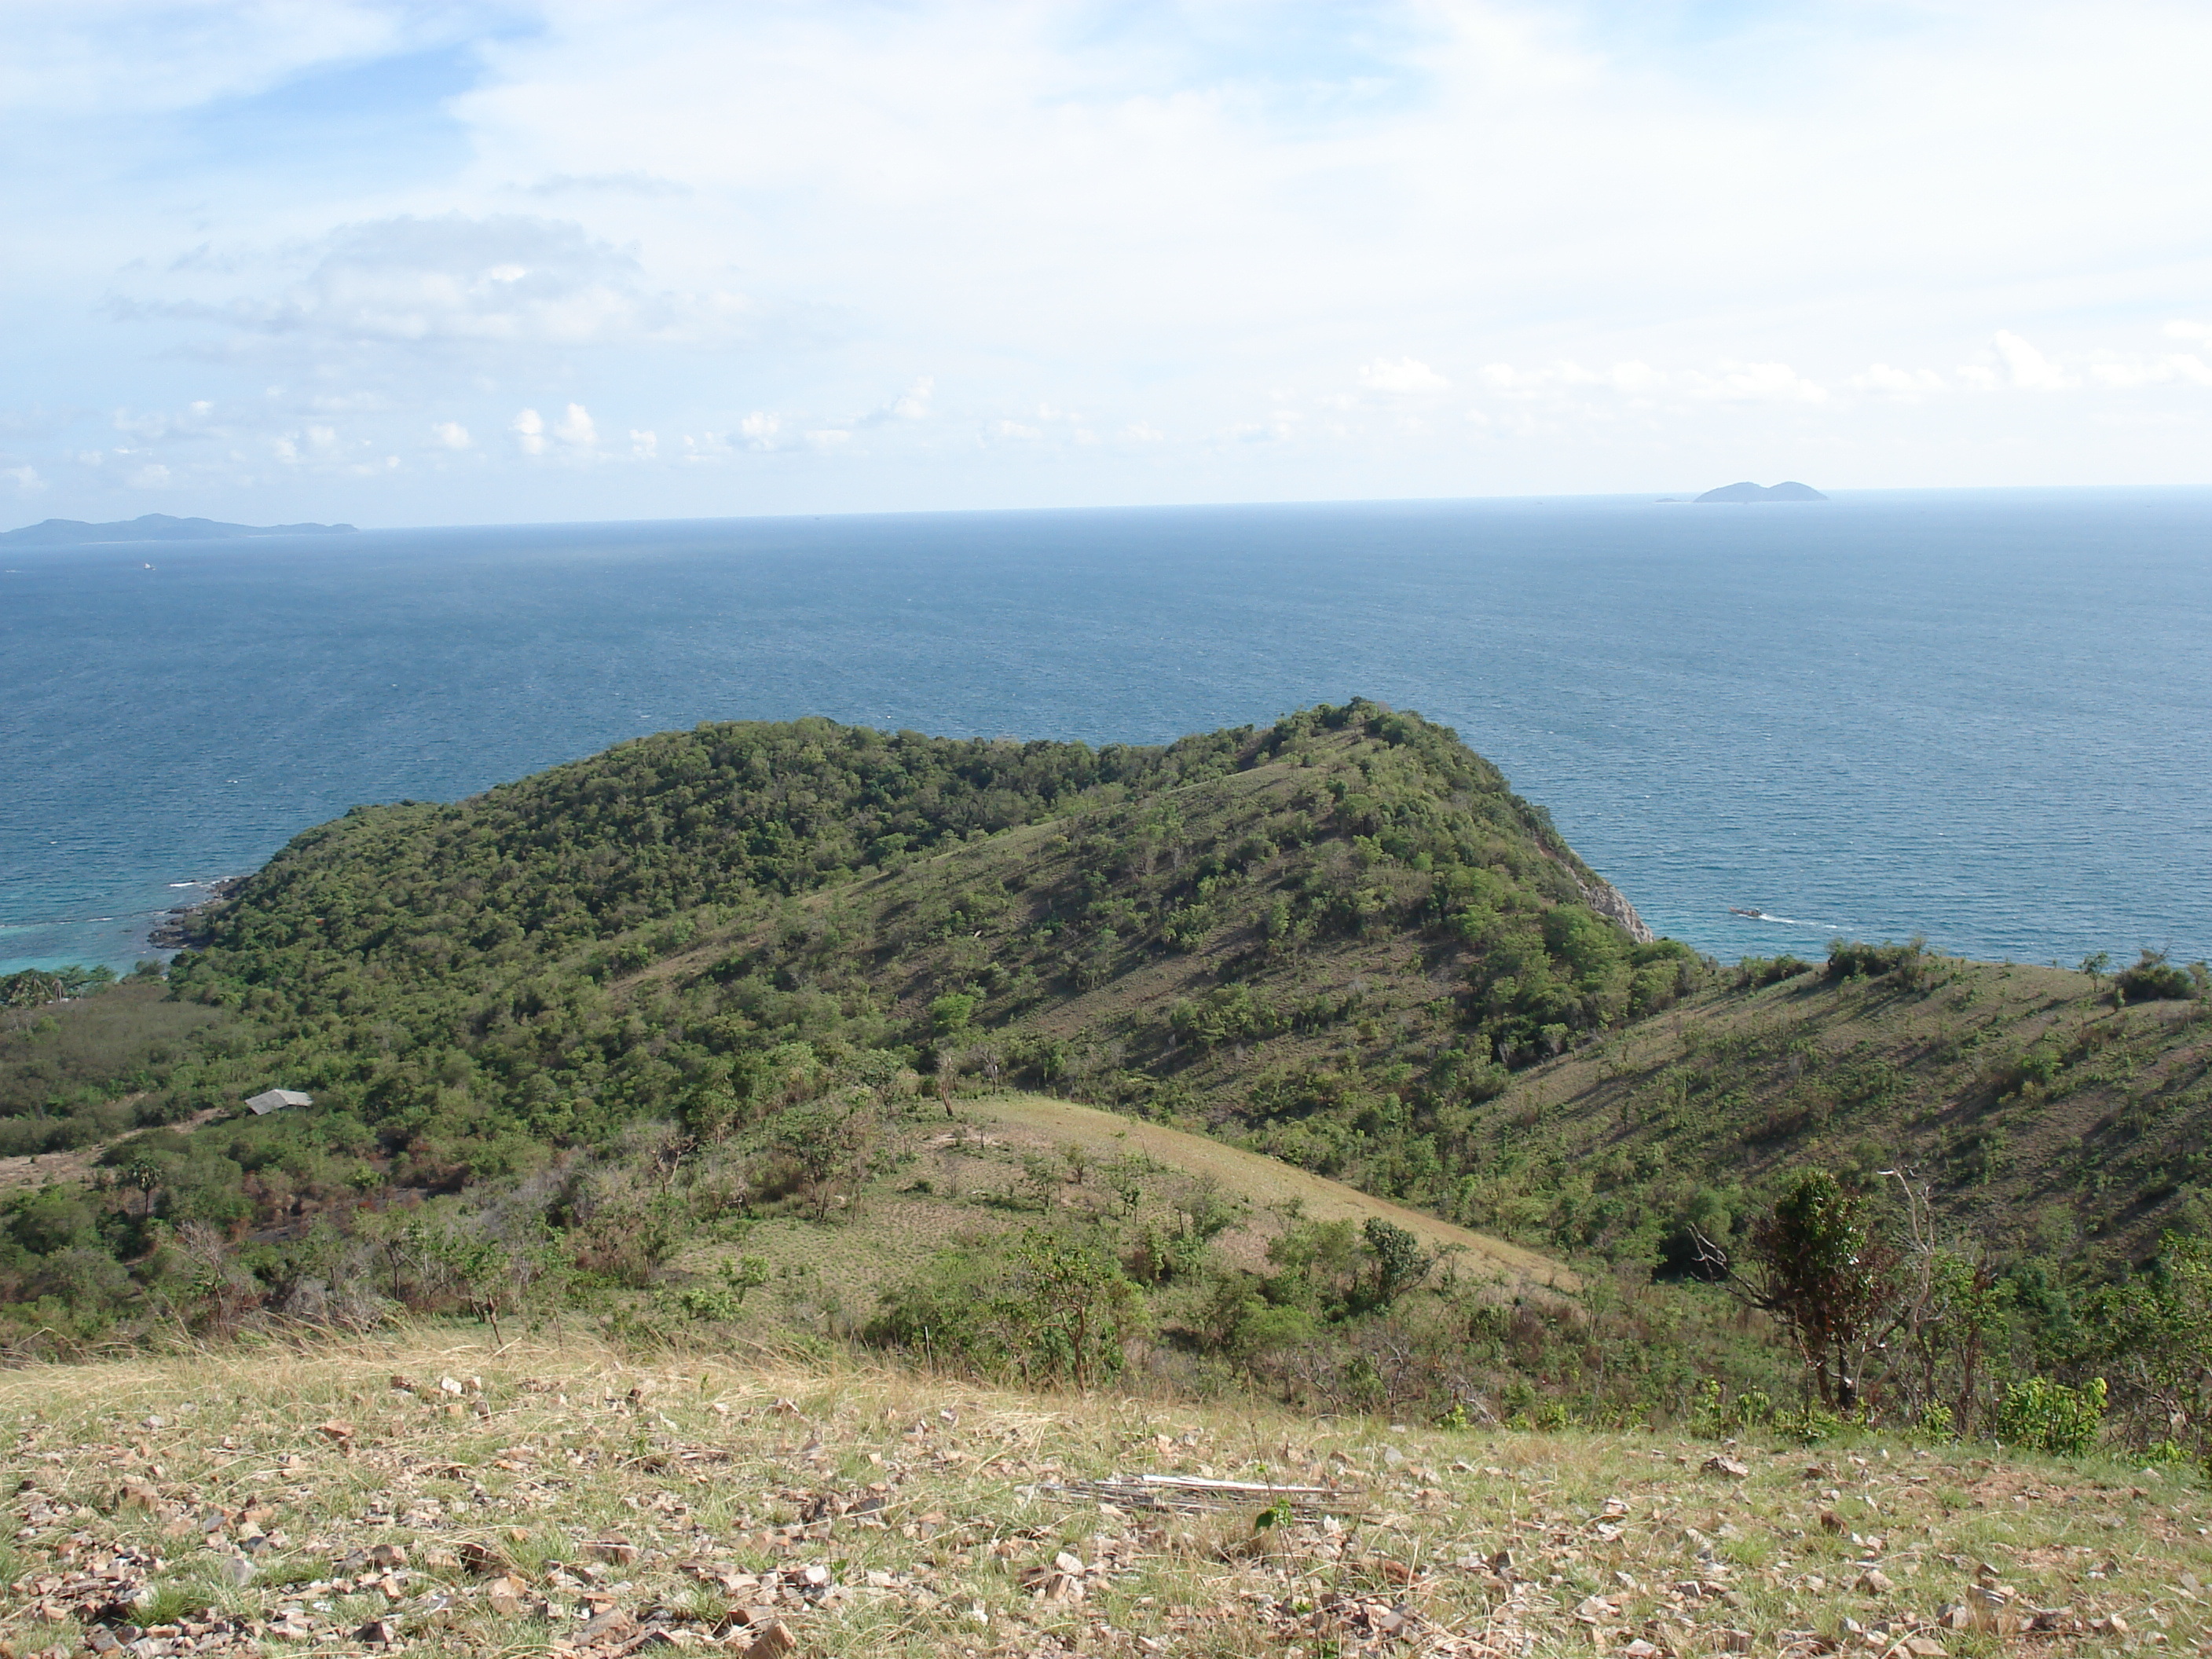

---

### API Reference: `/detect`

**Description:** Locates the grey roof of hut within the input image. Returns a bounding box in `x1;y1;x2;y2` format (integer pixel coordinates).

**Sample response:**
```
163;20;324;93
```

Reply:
245;1088;313;1115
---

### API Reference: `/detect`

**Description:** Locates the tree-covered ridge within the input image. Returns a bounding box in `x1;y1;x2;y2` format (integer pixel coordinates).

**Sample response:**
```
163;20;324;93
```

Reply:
0;703;1668;1291
203;716;1251;973
154;701;1665;1168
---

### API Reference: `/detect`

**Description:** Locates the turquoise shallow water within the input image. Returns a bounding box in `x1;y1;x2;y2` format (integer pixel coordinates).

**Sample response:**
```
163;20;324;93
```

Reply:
2;489;2207;972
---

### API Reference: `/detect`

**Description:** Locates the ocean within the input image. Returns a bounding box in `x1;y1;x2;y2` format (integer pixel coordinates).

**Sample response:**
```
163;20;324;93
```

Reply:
3;490;2207;974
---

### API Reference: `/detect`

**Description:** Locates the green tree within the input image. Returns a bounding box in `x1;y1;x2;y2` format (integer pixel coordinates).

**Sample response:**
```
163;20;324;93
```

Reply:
1000;1228;1137;1388
2091;1232;2212;1466
928;992;977;1038
1360;1217;1435;1310
1706;1170;1898;1410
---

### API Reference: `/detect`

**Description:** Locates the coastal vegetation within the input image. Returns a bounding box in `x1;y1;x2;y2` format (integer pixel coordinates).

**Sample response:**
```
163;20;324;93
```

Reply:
0;703;2206;1475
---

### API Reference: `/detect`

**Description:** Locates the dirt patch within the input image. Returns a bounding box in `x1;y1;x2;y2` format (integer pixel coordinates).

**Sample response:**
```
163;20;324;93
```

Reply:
0;1144;103;1195
0;1102;227;1195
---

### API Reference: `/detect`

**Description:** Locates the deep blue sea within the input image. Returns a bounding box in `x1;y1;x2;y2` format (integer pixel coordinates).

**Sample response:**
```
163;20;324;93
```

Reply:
3;491;2208;974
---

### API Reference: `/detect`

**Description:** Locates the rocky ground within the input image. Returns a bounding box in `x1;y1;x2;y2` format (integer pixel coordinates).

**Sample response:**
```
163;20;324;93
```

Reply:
2;1331;2206;1657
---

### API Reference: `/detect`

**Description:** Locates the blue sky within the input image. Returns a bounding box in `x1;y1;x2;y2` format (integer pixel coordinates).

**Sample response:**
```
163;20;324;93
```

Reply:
5;0;2210;526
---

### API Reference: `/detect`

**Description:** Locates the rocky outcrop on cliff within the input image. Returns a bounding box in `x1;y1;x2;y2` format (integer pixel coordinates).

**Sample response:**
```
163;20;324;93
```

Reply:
1580;877;1657;943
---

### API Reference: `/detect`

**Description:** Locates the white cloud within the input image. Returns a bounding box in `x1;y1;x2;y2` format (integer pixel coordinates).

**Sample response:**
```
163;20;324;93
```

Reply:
1850;364;1948;399
891;378;934;419
1360;358;1449;394
126;463;170;489
1478;361;1661;399
511;408;546;455
1682;363;1828;404
554;403;597;447
112;404;218;439
805;429;851;449
14;3;2212;514
2086;354;2212;389
115;216;753;358
0;2;413;116
1992;331;2074;390
3;465;42;492
631;428;657;458
432;421;472;449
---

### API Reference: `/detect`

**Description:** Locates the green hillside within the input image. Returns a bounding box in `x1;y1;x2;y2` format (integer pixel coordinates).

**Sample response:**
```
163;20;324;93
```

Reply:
90;699;1695;1232
0;702;2206;1465
1452;950;2212;1271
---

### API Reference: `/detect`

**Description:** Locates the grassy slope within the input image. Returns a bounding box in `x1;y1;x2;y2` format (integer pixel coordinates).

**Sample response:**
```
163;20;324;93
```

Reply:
1452;958;2212;1266
965;1095;1570;1288
2;1335;2203;1658
0;983;225;1130
613;721;1678;1238
675;1091;1577;1335
639;757;2211;1268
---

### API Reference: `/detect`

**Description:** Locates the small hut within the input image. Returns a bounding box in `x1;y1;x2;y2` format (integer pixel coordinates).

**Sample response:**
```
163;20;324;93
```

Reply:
245;1088;313;1115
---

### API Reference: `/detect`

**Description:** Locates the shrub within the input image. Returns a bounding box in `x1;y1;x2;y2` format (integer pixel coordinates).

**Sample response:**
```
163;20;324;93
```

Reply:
1826;937;1928;984
866;1226;1141;1389
1993;1375;2106;1456
2116;951;2197;1004
1735;956;1812;989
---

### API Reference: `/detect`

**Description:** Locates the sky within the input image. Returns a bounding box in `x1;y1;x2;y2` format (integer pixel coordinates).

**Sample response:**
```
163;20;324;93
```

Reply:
5;0;2211;528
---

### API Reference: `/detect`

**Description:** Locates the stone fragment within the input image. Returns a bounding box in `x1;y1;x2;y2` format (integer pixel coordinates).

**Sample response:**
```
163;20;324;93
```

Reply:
577;1608;638;1643
485;1574;529;1616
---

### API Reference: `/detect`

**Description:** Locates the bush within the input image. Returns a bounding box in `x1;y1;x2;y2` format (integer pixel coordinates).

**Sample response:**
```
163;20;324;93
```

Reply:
1826;937;1928;984
1735;956;1812;989
1993;1375;2107;1456
2116;951;2198;1004
866;1226;1141;1388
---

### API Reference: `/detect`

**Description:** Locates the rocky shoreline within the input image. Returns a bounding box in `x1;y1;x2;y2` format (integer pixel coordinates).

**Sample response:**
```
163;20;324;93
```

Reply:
146;875;246;949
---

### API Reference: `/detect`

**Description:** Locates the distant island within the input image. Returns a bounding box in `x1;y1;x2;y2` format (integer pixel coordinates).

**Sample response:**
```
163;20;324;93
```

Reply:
0;513;356;546
1694;481;1828;503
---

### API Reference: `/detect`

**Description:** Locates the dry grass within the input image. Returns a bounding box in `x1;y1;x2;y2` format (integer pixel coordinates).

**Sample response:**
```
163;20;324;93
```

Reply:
665;1092;1573;1333
0;1147;104;1198
2;1331;2207;1657
966;1096;1573;1291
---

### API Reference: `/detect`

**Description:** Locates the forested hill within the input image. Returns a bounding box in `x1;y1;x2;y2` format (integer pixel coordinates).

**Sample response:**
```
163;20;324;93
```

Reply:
167;699;1685;1159
5;698;2210;1453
